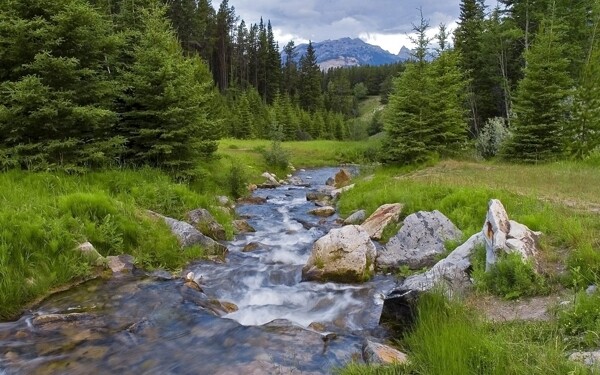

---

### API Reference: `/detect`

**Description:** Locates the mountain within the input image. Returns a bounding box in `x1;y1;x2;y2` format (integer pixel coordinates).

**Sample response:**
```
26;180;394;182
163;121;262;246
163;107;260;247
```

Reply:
287;38;411;70
397;46;412;61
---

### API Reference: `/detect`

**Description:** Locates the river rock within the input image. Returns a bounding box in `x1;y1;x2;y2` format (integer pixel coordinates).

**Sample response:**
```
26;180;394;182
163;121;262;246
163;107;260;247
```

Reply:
334;169;352;188
233;219;256;234
343;210;367;225
331;184;355;200
33;313;93;327
306;186;335;203
261;172;280;186
362;340;409;365
216;195;231;207
247;183;258;192
238;196;267;205
77;242;104;265
302;225;376;283
309;206;336;217
187;208;226;241
326;177;335;186
360;203;404;240
242;242;261;252
400;232;485;293
107;254;135;274
483;199;541;271
288;176;305;186
154;212;228;256
378;210;463;270
569;350;600;368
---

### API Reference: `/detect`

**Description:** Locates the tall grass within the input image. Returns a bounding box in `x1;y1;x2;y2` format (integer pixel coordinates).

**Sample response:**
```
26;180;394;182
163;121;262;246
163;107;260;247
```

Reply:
0;167;232;320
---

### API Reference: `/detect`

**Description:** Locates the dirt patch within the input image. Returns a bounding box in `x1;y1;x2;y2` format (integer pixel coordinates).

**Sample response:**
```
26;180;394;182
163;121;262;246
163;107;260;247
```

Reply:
467;293;571;323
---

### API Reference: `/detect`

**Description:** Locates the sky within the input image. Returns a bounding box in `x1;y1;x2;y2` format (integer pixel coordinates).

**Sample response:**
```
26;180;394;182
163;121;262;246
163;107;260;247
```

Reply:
219;0;499;54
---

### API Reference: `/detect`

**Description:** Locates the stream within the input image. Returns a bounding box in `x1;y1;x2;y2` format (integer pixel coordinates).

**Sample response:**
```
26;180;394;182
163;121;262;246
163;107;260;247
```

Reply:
0;167;398;375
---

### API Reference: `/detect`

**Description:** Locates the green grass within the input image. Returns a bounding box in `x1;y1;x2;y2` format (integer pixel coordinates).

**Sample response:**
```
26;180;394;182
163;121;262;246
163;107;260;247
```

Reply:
217;138;382;178
0;167;234;320
337;161;600;285
338;293;592;375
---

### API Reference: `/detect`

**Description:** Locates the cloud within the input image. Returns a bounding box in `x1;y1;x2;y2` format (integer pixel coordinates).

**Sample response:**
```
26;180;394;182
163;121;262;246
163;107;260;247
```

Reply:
221;0;495;52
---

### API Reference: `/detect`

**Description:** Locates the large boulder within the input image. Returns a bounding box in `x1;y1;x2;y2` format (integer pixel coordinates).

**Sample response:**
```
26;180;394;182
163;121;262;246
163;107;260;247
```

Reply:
302;225;376;283
334;169;352;188
378;210;463;270
360;203;404;240
400;232;485;293
483;199;541;271
150;211;228;256
187;208;226;241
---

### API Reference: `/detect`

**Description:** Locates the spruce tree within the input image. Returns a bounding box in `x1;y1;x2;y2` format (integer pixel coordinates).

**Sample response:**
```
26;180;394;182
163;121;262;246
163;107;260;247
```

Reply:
569;5;600;159
298;41;323;112
0;0;122;170
382;10;433;164
118;7;219;175
504;17;572;162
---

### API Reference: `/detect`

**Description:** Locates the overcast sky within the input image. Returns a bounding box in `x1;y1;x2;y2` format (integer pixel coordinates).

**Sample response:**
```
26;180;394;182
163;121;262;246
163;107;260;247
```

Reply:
220;0;499;54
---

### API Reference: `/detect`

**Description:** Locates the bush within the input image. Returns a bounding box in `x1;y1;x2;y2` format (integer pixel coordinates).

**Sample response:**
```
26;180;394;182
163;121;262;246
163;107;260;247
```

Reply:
226;163;247;199
262;140;290;169
472;247;547;300
477;117;511;159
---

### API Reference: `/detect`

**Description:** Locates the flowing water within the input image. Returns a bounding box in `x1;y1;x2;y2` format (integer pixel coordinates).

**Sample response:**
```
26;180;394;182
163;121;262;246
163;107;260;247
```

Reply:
0;167;398;375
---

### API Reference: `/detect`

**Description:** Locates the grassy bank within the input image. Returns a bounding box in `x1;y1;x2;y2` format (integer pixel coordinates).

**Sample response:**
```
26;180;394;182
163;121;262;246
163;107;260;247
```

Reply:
0;139;376;320
0;167;237;320
335;159;600;374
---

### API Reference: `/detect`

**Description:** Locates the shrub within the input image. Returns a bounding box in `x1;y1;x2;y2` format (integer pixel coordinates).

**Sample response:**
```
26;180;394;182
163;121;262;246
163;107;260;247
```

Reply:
472;246;547;300
226;163;247;199
476;117;511;159
262;140;290;169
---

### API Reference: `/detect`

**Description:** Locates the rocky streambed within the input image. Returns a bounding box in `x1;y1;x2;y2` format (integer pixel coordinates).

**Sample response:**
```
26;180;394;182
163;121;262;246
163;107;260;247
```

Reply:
0;167;399;375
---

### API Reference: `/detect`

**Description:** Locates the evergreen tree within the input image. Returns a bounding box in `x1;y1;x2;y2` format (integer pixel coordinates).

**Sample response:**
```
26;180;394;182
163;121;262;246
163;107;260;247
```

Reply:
0;0;122;170
504;17;573;162
298;41;323;112
382;10;433;164
568;5;600;159
428;28;468;155
118;7;219;175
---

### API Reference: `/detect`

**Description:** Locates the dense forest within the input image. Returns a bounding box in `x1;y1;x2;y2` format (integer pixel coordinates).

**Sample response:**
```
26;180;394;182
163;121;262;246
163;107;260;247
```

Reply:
1;0;599;176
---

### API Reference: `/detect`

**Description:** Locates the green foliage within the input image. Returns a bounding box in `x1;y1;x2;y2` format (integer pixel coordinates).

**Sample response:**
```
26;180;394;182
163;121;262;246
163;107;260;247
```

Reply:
226;163;248;199
503;17;573;163
262;139;290;170
383;14;467;165
118;7;219;174
558;290;600;348
472;247;547;300
477;117;511;159
0;168;232;319
0;0;122;170
568;243;600;289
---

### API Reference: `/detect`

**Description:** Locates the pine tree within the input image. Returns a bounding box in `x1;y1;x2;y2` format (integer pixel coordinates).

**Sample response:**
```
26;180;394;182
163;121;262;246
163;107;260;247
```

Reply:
568;5;600;159
382;10;433;164
428;27;468;155
118;7;219;175
298;41;323;112
0;0;122;170
504;16;573;162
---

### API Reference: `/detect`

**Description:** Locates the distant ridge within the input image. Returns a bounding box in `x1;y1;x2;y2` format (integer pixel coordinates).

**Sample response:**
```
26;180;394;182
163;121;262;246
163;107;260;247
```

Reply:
286;37;412;70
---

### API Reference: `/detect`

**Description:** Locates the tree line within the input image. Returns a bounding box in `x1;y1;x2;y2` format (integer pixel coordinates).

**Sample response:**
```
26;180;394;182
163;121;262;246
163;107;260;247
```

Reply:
1;0;388;176
383;0;600;164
